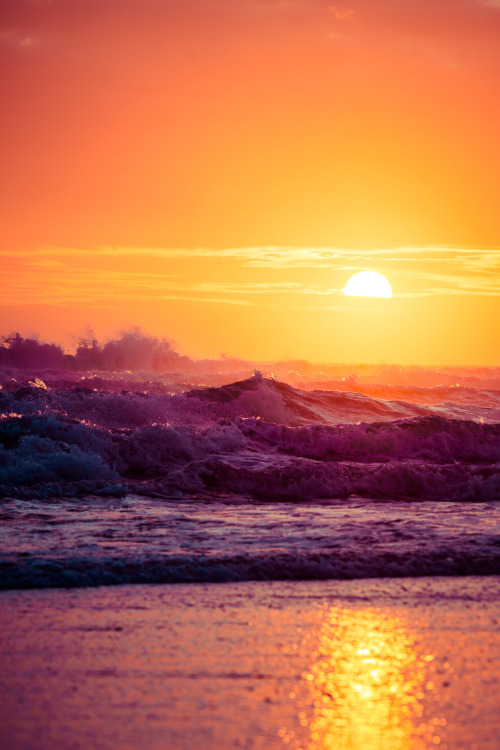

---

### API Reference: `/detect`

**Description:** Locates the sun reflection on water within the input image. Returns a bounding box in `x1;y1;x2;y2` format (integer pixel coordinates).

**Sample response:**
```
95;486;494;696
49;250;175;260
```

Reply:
298;607;441;750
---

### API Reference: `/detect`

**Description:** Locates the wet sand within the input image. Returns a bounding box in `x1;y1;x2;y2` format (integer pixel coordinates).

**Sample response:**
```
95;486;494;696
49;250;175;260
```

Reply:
1;577;499;750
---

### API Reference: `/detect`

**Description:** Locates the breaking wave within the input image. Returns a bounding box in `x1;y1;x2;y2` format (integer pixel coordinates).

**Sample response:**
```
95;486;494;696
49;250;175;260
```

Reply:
1;372;500;502
2;336;500;590
3;545;500;590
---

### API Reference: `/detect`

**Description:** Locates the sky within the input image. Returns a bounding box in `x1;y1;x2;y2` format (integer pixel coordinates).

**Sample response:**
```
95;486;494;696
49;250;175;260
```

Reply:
1;0;500;364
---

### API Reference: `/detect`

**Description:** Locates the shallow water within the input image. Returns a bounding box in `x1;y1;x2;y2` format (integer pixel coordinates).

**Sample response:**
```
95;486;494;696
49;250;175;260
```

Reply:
1;578;499;749
1;495;500;588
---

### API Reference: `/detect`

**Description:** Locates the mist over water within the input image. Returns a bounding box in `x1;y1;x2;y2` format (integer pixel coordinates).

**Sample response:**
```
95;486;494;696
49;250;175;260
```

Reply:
3;328;500;387
1;330;500;589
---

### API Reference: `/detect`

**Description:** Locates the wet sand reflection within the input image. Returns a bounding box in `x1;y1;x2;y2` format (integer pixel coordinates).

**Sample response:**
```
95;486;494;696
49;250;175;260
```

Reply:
3;581;499;750
298;607;444;750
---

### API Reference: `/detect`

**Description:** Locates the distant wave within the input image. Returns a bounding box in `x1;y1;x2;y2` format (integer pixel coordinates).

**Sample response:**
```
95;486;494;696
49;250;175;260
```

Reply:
3;330;500;390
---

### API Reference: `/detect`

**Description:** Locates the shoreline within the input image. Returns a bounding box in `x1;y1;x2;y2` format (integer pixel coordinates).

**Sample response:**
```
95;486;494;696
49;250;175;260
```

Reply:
1;576;499;749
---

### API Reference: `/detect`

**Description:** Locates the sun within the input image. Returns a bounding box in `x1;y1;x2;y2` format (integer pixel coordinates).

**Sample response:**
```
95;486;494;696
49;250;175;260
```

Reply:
343;271;392;298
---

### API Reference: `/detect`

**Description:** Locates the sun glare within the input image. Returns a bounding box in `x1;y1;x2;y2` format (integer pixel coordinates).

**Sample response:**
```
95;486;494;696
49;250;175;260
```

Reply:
344;271;392;298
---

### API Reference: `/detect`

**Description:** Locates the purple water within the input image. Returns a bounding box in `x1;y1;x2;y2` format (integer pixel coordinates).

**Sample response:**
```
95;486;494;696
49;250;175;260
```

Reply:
2;348;500;589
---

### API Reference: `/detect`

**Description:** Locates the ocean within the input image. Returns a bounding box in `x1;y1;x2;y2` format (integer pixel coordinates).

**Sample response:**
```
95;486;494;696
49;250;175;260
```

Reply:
2;350;500;749
2;354;500;590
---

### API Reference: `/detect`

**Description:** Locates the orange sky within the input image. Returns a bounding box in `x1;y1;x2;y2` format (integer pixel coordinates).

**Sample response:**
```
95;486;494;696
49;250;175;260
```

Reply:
1;0;500;364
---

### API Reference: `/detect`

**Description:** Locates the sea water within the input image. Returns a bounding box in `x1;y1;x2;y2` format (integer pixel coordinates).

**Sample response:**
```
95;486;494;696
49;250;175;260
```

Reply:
1;359;500;589
2;578;500;750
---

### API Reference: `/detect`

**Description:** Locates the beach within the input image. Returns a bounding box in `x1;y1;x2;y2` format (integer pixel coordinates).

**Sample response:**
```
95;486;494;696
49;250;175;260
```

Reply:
2;357;500;749
1;576;499;750
3;0;500;745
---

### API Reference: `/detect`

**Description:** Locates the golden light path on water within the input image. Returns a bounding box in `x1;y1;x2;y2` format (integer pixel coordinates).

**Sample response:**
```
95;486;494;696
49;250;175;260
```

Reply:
3;581;500;749
286;607;446;750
